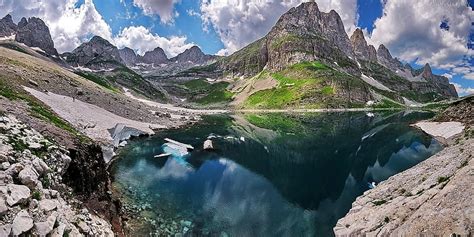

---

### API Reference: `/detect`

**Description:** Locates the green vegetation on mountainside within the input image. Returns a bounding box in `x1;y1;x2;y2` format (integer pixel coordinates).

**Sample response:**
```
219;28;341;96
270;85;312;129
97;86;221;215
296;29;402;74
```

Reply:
74;65;166;101
243;61;368;109
74;71;119;93
183;79;233;105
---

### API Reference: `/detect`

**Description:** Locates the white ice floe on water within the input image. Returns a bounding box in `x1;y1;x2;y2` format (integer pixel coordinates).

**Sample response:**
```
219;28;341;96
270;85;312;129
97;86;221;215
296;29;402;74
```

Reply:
366;112;375;118
415;122;465;139
162;143;189;157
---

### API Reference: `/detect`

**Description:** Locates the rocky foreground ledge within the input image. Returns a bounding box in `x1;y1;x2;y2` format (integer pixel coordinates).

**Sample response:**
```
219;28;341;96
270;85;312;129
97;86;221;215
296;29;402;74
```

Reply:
334;98;474;236
0;115;114;236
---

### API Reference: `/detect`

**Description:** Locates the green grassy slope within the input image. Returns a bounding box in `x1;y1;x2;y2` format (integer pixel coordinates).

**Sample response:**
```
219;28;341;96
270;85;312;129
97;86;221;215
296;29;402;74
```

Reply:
242;61;376;109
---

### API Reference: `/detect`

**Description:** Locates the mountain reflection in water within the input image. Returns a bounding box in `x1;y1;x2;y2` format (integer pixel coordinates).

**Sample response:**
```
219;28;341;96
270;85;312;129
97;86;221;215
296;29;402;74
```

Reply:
112;111;442;236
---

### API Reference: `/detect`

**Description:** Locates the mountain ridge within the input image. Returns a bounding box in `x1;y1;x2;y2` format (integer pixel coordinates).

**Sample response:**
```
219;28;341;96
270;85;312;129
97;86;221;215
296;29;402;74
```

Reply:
206;2;457;107
0;7;459;107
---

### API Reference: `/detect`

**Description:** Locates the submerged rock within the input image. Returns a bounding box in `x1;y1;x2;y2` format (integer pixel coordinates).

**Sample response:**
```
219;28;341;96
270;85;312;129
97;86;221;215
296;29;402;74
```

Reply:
0;224;11;236
203;139;214;150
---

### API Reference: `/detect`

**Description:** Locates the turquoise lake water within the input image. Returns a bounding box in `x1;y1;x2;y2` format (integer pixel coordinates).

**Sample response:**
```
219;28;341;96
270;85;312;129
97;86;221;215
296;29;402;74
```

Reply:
112;111;442;236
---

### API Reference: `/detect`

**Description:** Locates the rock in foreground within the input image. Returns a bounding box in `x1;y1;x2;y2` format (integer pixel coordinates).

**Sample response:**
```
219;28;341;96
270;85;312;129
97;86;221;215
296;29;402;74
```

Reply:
0;115;114;236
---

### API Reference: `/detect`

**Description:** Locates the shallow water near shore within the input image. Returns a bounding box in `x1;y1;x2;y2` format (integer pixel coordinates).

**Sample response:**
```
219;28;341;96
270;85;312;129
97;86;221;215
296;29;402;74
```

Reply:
111;111;442;236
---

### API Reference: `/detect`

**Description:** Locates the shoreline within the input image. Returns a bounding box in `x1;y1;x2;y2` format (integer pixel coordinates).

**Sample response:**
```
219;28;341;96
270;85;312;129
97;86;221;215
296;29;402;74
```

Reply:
334;119;473;235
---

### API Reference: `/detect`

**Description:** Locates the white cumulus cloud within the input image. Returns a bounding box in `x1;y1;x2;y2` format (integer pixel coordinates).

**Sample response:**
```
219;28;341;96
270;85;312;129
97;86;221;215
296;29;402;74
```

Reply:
369;0;473;69
200;0;358;55
452;82;474;96
0;0;113;53
132;0;180;24
0;0;194;56
114;26;194;57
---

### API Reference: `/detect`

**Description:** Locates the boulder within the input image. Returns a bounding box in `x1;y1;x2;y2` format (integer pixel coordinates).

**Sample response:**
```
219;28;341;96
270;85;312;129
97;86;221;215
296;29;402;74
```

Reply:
12;210;34;236
28;142;42;149
77;220;91;234
0;171;13;185
50;223;66;237
32;158;50;175
28;79;39;87
34;212;57;236
0;197;7;215
39;199;58;212
1;161;10;170
18;165;39;188
0;143;13;161
0;224;11;237
203;139;214;150
5;163;24;176
5;184;30;206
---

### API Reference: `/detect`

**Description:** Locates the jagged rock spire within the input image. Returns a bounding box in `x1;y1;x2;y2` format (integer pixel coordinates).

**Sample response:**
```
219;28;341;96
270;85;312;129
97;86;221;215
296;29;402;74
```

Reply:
350;28;377;61
0;14;18;37
15;17;58;56
422;63;433;78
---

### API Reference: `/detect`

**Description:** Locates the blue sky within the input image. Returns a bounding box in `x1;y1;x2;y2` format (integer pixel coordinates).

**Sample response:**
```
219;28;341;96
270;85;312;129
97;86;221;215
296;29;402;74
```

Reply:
91;0;384;55
1;0;473;95
89;0;225;54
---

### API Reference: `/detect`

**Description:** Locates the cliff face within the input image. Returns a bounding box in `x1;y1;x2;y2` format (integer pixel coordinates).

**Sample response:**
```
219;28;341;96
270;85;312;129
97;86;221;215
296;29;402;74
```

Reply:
0;14;17;37
119;47;138;66
376;44;402;71
350;28;377;62
14;17;58;56
265;2;354;71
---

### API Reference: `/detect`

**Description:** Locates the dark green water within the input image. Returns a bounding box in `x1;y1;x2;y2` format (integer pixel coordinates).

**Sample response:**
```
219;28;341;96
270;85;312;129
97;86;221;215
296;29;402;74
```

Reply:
112;111;442;236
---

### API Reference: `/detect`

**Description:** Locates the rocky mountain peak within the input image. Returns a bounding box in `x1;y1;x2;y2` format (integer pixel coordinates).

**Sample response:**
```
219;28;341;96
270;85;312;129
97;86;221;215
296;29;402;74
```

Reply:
171;45;215;64
18;17;28;28
15;17;58;56
66;35;123;69
376;44;402;70
140;47;168;65
1;14;14;25
89;35;113;46
261;2;355;71
377;44;392;59
0;14;17;37
119;47;138;66
422;63;433;78
350;28;377;61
